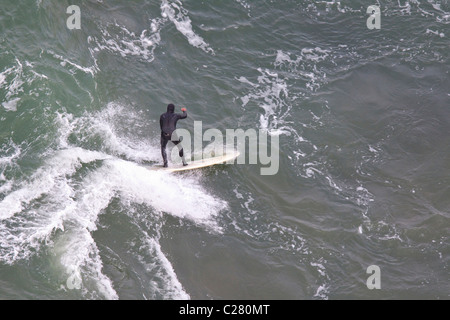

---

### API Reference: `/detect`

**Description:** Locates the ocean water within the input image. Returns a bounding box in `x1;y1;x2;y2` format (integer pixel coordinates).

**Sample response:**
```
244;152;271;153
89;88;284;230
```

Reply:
0;0;448;300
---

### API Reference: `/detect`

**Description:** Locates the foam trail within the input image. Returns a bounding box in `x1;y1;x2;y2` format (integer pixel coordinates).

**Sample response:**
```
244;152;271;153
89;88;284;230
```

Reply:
48;50;97;76
138;237;190;299
56;227;118;300
161;0;215;54
0;102;227;298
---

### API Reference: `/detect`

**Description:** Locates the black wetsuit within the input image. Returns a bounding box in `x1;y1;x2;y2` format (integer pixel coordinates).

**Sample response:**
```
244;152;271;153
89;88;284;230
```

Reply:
160;104;187;167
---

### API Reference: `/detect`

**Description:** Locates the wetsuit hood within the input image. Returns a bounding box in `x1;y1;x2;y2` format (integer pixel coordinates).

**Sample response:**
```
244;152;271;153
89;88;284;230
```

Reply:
167;104;175;113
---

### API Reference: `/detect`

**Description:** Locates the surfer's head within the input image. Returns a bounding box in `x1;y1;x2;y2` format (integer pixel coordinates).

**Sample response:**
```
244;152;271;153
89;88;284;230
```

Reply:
167;104;175;113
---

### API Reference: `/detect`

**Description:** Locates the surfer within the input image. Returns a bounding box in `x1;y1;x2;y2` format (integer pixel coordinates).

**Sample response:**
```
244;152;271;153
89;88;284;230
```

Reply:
160;103;188;167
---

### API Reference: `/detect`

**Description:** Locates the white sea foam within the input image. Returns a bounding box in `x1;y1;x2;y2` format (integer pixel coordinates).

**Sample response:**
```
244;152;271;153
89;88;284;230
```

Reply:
0;58;49;112
0;60;24;111
313;284;329;299
238;67;315;157
275;49;329;91
235;0;250;11
0;140;21;195
0;148;109;268
55;102;160;163
386;0;450;20
48;50;97;76
138;237;190;299
425;28;445;37
2;98;21;112
238;68;290;133
89;18;163;62
56;226;118;300
161;0;215;54
0;72;6;87
94;158;226;226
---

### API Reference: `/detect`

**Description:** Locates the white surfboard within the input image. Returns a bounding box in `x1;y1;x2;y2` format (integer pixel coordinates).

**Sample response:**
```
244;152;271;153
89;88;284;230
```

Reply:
145;150;240;172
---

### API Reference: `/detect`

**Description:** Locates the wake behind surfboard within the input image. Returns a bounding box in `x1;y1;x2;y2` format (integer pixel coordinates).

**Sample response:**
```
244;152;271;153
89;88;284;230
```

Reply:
145;150;240;173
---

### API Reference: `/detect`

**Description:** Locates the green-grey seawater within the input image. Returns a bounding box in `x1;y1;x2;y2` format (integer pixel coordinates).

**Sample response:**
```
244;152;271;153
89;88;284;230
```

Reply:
0;0;449;299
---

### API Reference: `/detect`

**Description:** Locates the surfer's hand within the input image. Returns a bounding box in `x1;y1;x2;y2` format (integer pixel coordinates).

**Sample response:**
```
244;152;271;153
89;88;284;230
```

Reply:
181;108;187;112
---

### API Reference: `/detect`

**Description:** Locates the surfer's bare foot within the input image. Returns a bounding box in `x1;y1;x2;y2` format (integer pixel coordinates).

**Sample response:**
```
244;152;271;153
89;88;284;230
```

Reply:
163;163;168;168
183;162;188;166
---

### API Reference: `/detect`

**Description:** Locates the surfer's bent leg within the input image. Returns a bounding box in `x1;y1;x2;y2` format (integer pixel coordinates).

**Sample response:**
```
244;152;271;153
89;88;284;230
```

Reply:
172;140;188;166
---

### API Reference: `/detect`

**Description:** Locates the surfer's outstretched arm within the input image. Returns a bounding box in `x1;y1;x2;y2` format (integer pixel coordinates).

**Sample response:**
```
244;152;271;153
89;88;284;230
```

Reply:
178;108;187;120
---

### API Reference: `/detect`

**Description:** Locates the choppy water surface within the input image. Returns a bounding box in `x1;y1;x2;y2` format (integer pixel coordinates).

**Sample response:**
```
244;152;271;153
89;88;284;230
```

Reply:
0;0;449;299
